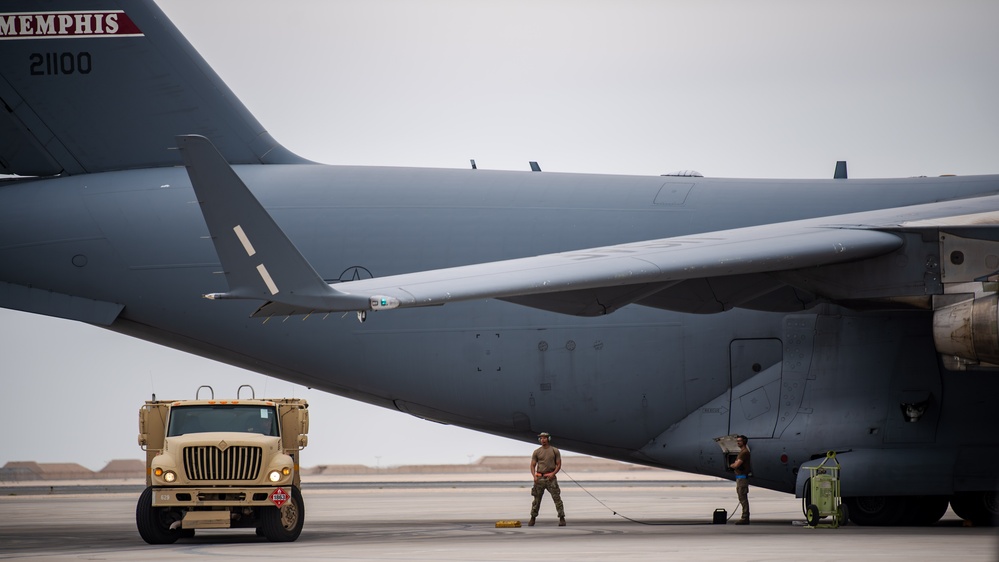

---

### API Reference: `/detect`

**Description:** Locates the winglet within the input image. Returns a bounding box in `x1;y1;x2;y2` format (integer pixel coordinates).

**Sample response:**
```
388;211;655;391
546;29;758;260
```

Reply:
177;135;370;315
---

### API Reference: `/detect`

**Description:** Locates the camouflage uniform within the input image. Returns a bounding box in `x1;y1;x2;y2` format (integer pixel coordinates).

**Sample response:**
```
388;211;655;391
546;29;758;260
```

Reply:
530;444;564;519
531;475;565;518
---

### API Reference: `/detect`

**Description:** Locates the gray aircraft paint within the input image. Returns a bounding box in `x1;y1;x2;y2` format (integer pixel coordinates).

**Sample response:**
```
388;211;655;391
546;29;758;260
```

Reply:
1;1;997;526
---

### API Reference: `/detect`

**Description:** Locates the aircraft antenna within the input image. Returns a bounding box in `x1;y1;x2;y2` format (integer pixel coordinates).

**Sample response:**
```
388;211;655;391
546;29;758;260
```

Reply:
834;161;848;179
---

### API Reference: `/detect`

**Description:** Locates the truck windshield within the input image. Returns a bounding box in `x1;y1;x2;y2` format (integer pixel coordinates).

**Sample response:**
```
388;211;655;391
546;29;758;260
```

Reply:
167;405;279;437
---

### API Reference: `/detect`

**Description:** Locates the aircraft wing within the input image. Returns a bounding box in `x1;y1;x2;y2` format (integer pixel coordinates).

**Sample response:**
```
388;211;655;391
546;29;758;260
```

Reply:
328;195;999;316
179;134;999;318
331;223;903;313
328;197;999;316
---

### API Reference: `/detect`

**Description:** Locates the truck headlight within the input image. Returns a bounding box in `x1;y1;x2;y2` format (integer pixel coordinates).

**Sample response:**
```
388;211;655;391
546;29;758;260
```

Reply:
268;467;291;482
154;467;177;483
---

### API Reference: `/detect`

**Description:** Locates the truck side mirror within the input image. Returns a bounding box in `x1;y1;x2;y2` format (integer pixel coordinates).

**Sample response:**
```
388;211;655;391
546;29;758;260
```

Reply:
297;408;309;449
299;408;309;435
138;406;149;449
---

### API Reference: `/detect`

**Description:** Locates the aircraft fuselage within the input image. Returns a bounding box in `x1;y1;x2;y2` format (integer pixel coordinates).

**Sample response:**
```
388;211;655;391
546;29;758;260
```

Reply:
3;167;999;503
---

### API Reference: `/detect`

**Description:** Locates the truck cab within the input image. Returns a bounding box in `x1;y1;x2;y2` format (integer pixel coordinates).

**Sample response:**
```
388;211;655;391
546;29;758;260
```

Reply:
136;385;309;544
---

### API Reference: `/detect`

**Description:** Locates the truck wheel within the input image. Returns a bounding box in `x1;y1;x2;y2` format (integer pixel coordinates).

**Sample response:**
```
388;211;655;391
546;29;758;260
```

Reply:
136;487;180;544
260;486;305;542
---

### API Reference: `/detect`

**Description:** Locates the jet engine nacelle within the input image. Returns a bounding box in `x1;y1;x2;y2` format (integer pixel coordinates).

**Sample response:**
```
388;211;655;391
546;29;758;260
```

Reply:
933;294;999;367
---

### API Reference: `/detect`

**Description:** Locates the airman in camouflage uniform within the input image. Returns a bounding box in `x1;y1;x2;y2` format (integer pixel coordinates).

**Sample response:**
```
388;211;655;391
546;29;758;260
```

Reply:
529;432;565;526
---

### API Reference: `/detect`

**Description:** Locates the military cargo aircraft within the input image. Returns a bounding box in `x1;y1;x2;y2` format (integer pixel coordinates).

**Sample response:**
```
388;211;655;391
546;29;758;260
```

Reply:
1;1;997;527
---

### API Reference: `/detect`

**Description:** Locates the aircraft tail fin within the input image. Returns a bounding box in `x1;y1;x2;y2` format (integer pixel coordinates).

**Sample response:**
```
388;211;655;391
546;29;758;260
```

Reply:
0;1;306;177
177;135;369;318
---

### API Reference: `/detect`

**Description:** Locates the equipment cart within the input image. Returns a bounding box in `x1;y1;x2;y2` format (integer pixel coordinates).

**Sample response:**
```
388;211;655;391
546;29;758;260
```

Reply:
802;451;847;528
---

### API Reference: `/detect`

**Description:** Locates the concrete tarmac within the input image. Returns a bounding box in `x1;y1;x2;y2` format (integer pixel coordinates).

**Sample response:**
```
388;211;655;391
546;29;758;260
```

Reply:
1;480;996;561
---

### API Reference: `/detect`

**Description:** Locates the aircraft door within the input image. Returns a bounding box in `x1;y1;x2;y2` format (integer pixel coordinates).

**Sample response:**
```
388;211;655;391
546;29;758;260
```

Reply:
728;339;782;439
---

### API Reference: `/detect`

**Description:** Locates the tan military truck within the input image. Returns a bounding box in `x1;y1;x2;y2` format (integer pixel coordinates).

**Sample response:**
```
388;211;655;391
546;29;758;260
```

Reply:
136;385;309;544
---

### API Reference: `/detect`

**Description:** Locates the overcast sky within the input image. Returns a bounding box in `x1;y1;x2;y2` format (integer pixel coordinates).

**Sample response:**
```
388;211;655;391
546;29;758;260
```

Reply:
2;0;998;472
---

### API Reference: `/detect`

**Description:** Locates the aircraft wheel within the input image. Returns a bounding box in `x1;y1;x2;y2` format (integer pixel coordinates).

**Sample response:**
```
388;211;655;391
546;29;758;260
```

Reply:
901;496;949;526
844;496;906;526
260;486;305;542
951;491;999;526
135;486;181;544
805;504;821;527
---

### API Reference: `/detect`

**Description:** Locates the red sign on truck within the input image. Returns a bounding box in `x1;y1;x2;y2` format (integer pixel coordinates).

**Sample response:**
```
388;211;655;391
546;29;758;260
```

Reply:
270;487;289;508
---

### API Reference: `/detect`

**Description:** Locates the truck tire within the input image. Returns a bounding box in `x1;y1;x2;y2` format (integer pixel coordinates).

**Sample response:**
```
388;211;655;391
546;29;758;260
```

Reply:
260;486;305;542
136;486;180;544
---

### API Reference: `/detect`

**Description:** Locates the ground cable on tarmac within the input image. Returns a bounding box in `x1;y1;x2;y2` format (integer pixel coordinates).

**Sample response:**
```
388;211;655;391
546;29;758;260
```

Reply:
559;469;741;526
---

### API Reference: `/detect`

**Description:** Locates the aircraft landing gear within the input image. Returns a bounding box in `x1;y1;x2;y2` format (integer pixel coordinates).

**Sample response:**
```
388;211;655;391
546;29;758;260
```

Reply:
903;496;949;526
844;494;981;526
844;496;907;526
950;491;999;526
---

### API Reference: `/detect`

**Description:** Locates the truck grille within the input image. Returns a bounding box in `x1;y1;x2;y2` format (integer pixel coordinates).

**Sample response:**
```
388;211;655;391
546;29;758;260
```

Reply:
183;446;262;480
